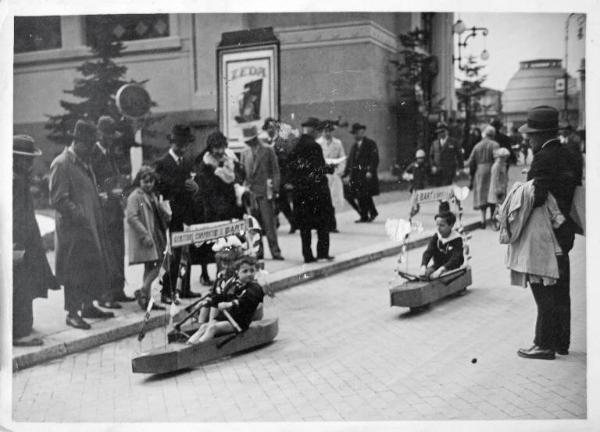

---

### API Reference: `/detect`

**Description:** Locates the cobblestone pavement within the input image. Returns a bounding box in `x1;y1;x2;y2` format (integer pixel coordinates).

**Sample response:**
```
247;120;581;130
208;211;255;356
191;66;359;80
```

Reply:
12;228;586;423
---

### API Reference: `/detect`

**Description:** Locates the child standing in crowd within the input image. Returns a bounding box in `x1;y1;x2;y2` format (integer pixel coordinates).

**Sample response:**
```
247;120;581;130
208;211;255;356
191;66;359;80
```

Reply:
488;147;511;207
419;211;464;280
187;255;264;344
402;149;429;216
126;165;171;311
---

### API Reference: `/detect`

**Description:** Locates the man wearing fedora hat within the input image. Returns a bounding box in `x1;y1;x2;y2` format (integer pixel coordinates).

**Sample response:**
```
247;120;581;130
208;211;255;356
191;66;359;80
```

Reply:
428;121;463;187
287;117;335;263
516;105;583;360
50;120;115;330
240;125;284;260
91;115;134;308
342;123;380;222
154;124;202;303
13;135;61;345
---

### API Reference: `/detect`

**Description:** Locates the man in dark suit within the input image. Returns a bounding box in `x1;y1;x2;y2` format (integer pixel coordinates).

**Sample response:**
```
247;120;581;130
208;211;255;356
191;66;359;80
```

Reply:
428;122;463;187
287;117;335;263
91;116;134;309
342;123;379;223
154;125;202;303
517;106;582;360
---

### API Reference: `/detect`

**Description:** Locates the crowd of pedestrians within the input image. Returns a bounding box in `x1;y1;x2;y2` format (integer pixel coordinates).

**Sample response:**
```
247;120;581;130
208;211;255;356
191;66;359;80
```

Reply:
12;105;585;365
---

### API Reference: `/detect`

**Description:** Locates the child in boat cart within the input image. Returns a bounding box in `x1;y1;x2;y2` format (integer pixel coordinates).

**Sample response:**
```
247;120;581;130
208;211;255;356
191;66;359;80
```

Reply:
418;211;464;280
187;255;264;344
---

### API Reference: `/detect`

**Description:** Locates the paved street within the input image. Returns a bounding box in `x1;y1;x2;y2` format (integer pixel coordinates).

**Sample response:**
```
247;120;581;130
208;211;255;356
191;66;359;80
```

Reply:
12;227;586;422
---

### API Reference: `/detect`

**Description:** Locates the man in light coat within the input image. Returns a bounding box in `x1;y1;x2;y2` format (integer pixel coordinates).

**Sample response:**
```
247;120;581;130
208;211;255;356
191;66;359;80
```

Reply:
49;120;114;330
240;125;284;260
516;105;582;360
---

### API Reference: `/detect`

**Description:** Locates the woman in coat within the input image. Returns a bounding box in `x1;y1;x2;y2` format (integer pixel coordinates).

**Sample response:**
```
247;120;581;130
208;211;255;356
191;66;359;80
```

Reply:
126;166;170;310
466;125;500;227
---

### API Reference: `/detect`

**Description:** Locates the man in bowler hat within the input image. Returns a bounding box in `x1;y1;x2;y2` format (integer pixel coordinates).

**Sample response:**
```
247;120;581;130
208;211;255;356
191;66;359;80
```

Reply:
154;124;202;304
13;135;60;344
50;120;115;329
287;117;335;263
517;105;582;360
91;115;134;308
342;123;380;222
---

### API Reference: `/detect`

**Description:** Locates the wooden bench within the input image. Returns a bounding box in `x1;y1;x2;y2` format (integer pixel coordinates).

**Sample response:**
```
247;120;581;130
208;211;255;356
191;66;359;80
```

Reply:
390;267;472;312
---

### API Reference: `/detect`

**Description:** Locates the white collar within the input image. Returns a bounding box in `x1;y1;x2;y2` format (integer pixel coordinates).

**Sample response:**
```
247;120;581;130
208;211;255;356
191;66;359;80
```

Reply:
96;142;107;155
436;230;460;244
169;148;181;163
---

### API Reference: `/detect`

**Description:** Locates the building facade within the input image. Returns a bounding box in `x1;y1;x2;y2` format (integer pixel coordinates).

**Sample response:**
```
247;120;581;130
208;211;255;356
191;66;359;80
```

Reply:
14;13;455;177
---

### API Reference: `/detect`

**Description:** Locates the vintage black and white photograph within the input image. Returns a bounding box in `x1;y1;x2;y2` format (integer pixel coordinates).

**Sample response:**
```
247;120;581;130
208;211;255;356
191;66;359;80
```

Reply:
1;0;597;430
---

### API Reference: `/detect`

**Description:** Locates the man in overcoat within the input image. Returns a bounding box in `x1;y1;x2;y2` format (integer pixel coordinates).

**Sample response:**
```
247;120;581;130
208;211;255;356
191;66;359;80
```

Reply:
13;135;60;345
154;124;201;303
428;121;463;187
287;117;335;263
517;105;582;360
91;115;134;308
240;125;284;260
49;120;114;330
342;123;379;222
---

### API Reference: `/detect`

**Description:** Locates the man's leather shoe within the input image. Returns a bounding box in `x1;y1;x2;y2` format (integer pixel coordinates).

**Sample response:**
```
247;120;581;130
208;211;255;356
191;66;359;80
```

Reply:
180;291;203;299
556;348;569;355
114;292;135;302
368;213;378;222
355;218;368;223
98;301;122;309
330;229;340;233
200;276;214;286
81;306;115;319
272;255;284;261
517;345;555;360
161;295;181;305
317;255;335;261
66;314;91;330
13;336;44;347
304;257;317;264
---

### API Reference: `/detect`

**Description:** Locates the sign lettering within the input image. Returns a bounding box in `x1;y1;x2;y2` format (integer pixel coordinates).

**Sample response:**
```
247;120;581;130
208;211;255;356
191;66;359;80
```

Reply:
411;186;454;205
171;220;247;248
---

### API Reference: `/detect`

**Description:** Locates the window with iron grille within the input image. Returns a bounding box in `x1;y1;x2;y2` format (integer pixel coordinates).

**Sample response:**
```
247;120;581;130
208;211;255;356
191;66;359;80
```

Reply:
14;16;62;53
85;14;170;46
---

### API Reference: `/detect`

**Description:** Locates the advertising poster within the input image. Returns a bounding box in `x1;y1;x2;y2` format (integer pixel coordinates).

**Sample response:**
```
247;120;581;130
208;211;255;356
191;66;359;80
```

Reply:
218;46;279;150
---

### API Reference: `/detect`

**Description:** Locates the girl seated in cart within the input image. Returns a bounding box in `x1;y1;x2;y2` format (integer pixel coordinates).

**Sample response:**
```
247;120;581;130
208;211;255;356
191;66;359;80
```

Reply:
187;255;264;344
419;211;464;280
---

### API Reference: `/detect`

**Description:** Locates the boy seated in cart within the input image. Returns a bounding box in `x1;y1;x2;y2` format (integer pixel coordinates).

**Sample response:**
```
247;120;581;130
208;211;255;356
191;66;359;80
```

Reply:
187;255;264;344
419;211;464;280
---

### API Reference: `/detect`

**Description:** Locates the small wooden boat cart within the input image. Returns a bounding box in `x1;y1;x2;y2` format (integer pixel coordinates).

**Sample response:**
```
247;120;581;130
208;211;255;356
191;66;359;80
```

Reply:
132;216;278;374
388;185;473;312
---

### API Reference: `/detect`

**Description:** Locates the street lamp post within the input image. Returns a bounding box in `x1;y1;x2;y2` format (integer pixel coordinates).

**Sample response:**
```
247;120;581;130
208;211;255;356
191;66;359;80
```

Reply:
452;20;489;71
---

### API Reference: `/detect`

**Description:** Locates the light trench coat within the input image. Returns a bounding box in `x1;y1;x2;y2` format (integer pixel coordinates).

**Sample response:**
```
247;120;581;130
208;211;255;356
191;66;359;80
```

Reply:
126;187;170;264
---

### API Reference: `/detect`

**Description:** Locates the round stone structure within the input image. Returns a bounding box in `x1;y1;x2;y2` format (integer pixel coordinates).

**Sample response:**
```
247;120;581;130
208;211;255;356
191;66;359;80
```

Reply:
503;59;579;129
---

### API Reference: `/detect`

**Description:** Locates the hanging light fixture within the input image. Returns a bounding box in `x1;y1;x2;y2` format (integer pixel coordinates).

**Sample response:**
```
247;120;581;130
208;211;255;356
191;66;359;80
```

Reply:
453;19;466;35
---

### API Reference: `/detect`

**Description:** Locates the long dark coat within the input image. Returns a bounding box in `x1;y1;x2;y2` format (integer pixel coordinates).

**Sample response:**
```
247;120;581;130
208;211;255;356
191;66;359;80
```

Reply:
13;172;59;299
344;136;380;197
153;151;196;232
287;134;334;230
49;148;109;295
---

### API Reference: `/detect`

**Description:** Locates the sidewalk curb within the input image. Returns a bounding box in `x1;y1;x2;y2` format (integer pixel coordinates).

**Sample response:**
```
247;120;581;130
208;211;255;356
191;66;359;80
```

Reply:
13;220;482;371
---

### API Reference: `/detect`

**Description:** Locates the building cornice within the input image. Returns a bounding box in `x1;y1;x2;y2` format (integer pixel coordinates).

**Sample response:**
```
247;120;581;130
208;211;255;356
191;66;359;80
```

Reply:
275;20;399;53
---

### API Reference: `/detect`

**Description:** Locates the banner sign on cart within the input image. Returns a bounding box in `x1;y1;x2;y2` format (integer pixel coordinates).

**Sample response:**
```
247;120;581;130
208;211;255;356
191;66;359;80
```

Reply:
171;220;247;248
411;186;454;205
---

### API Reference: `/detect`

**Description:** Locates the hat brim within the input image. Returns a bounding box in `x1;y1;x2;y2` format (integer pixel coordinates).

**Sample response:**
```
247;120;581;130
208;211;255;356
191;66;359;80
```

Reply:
13;148;42;157
518;124;559;134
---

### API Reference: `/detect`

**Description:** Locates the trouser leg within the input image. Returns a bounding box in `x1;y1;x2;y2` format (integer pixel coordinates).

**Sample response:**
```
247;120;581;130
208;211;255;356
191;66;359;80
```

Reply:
316;228;330;258
343;183;361;216
142;261;160;300
300;229;313;261
257;198;281;257
277;191;295;229
357;197;370;220
530;282;555;349
329;208;337;231
64;283;84;314
162;247;181;297
553;254;571;351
